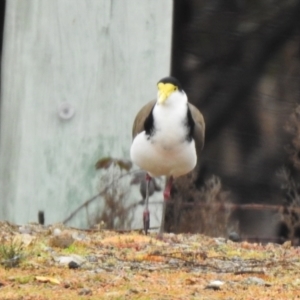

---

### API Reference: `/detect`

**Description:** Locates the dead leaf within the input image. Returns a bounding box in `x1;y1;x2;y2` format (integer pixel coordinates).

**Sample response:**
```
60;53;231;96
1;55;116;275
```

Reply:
115;159;132;171
143;255;165;262
185;277;197;285
95;157;114;169
35;276;60;285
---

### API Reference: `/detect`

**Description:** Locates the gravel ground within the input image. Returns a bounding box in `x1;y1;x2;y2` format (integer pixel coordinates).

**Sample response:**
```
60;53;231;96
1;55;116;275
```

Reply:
0;221;300;299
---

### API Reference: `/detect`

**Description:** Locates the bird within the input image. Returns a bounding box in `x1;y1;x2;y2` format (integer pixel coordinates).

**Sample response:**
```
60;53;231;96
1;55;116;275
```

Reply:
130;76;205;235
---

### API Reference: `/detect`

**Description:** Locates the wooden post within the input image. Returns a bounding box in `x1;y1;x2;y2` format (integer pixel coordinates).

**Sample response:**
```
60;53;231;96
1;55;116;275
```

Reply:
0;0;172;227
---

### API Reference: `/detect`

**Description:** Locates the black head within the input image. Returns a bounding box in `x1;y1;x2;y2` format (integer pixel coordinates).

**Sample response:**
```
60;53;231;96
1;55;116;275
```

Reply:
157;76;183;92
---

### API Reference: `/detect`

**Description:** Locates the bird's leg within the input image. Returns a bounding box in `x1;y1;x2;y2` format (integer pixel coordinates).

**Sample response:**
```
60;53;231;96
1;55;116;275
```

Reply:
163;176;173;200
143;173;151;235
158;176;174;237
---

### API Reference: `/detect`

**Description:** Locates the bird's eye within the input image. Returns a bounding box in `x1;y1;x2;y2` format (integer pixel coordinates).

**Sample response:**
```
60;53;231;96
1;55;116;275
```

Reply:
174;86;178;91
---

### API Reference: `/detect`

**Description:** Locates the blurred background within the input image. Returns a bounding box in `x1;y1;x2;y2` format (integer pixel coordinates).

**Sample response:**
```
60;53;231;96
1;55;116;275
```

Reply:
1;0;300;243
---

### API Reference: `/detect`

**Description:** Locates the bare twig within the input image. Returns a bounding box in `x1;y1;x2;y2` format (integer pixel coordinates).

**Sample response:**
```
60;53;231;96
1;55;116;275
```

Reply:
62;170;138;225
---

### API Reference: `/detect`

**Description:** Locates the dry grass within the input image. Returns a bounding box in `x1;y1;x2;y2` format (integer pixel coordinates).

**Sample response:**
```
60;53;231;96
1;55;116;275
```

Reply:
166;173;235;237
1;222;300;299
92;163;134;230
273;105;300;245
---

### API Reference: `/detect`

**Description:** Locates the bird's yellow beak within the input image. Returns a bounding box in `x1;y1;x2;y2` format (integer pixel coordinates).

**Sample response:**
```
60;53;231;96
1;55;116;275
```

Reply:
157;83;176;105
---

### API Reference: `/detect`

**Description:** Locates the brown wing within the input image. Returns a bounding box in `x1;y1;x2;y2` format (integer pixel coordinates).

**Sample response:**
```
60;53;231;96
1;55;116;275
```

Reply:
132;99;156;139
188;103;205;157
132;100;205;156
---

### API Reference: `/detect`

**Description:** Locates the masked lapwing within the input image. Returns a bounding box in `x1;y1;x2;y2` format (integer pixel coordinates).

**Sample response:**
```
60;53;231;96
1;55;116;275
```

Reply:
130;76;205;235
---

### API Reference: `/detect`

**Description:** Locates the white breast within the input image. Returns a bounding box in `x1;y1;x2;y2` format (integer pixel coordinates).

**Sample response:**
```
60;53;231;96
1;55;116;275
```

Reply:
130;92;197;178
152;97;188;149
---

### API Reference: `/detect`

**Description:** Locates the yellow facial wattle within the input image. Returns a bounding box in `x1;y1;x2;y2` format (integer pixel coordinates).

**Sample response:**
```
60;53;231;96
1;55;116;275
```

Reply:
157;83;178;104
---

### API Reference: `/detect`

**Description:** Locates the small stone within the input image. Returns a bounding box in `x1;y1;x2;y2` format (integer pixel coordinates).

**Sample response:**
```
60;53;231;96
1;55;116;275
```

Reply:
214;237;226;245
205;280;225;290
91;268;106;273
245;277;265;285
78;288;92;296
68;261;80;269
19;226;32;234
228;231;240;242
72;232;87;241
63;282;71;288
168;258;179;266
44;246;55;253
55;255;85;266
53;228;62;236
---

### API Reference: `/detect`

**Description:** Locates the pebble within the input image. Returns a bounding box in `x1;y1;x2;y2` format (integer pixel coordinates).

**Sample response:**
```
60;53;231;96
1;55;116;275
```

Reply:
68;261;80;269
245;276;266;285
55;255;85;266
228;231;240;242
214;237;227;245
78;288;92;296
90;268;106;274
53;228;62;236
72;232;88;241
18;226;32;234
205;280;225;290
168;259;179;266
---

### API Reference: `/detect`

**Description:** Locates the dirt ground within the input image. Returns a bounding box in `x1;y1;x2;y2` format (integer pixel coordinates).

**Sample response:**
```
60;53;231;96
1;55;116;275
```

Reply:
0;221;300;300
